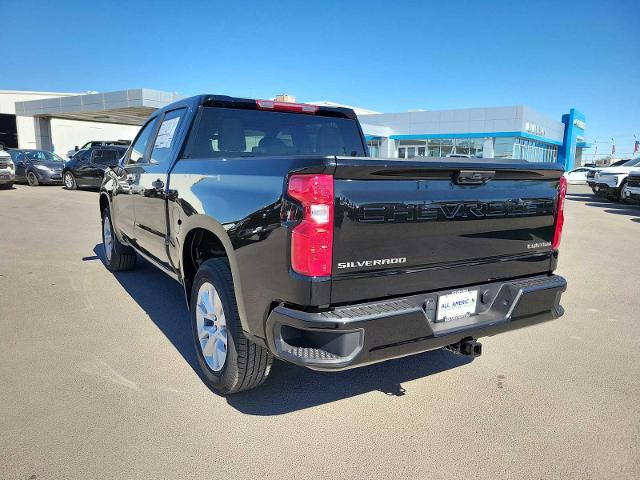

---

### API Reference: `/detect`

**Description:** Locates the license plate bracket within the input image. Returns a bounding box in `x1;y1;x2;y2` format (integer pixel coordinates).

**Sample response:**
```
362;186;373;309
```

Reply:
436;289;478;322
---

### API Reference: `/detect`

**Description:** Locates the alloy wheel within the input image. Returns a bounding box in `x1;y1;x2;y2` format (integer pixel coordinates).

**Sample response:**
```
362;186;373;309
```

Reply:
64;172;74;189
27;172;37;186
195;281;228;372
103;216;113;262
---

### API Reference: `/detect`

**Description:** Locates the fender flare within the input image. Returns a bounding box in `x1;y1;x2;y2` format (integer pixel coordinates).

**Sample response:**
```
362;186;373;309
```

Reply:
178;214;250;333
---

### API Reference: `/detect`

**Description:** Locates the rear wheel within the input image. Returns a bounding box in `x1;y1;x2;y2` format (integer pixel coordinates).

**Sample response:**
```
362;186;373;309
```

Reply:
64;171;77;190
27;171;39;186
101;208;136;271
190;258;272;395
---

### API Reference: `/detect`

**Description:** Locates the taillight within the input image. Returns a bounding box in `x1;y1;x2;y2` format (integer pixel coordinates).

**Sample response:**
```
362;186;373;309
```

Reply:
552;176;567;250
287;174;334;277
256;99;319;114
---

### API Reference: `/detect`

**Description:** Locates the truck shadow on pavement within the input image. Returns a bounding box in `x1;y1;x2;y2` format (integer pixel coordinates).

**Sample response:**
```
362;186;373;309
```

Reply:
92;245;472;415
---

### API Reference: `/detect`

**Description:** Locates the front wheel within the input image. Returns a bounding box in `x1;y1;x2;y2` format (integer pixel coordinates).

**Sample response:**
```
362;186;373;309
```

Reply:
618;181;629;203
64;171;77;190
27;171;39;186
101;208;136;271
190;258;273;395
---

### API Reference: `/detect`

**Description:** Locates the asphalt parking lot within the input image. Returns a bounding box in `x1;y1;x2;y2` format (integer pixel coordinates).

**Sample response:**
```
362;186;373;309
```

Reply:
1;184;639;479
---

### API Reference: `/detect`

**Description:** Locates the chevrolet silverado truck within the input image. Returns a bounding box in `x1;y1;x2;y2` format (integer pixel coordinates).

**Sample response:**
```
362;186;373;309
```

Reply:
99;95;567;395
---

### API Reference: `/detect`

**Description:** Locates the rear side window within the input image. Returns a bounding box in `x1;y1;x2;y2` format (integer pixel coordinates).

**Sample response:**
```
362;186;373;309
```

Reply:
185;107;366;158
94;148;124;165
149;108;187;168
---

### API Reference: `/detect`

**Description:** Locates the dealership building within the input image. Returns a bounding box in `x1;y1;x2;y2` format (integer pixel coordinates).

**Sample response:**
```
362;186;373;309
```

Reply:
1;89;587;169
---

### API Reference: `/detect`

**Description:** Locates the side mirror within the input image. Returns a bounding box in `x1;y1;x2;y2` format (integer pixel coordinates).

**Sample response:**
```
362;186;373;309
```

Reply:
74;146;79;151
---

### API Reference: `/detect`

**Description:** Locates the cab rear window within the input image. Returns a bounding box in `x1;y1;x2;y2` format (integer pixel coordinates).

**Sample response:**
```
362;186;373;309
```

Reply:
185;107;366;158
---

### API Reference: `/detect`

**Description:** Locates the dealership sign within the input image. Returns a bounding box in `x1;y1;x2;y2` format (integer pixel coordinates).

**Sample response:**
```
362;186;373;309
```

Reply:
525;122;546;136
573;119;586;130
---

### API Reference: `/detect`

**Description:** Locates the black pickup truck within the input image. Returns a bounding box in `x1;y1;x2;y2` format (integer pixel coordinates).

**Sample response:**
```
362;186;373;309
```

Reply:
99;95;567;394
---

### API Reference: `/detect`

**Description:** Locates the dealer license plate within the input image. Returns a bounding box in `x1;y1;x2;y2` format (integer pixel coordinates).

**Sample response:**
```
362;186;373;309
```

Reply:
437;289;478;321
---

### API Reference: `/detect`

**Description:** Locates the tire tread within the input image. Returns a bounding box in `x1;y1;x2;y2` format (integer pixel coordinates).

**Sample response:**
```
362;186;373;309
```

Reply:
194;258;272;394
102;208;136;271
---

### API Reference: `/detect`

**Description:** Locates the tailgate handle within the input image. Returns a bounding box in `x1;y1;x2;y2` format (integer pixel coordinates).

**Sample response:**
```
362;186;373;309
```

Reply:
455;170;495;185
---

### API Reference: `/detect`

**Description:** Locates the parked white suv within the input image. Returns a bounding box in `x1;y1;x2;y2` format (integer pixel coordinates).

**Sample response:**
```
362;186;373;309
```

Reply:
0;147;15;189
591;157;640;201
563;167;594;184
623;167;640;202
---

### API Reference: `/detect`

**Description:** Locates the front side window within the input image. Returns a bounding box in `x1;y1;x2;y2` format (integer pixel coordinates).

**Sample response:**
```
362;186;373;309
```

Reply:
127;118;158;165
75;149;91;162
186;108;366;158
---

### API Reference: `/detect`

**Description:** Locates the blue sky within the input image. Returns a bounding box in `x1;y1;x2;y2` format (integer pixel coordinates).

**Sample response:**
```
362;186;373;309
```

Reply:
3;0;639;158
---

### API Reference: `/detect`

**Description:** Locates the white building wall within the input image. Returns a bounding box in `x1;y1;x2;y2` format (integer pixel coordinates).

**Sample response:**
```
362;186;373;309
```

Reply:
1;91;140;154
48;119;140;155
16;116;140;154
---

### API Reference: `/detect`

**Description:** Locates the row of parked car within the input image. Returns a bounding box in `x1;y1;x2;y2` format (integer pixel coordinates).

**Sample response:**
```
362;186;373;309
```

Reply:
0;140;130;190
3;142;640;206
563;157;640;203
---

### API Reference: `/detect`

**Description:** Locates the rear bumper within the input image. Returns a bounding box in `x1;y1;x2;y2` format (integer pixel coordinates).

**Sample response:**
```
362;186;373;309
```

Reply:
265;274;566;370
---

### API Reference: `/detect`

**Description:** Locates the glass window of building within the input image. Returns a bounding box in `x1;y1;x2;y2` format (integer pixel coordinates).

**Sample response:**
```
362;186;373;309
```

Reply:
440;139;453;157
427;139;440;157
367;140;381;157
508;138;558;162
494;137;517;159
394;136;557;162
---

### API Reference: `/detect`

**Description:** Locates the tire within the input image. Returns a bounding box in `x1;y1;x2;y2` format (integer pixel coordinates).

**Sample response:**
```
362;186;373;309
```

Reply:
618;181;629;203
64;171;77;190
0;183;12;189
27;171;39;186
190;258;273;395
101;208;136;271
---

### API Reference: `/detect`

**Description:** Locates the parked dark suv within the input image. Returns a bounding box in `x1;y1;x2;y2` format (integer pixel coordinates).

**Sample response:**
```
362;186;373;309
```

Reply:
8;149;65;186
67;140;131;159
63;146;127;190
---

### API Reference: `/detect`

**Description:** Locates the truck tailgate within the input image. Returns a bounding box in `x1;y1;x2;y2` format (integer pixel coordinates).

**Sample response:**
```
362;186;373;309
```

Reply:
330;158;563;304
